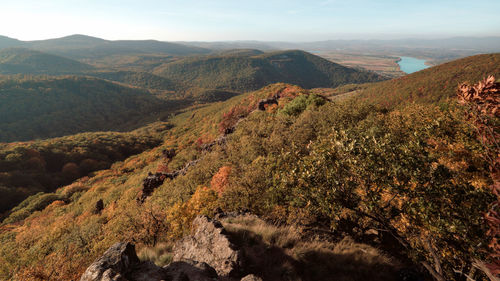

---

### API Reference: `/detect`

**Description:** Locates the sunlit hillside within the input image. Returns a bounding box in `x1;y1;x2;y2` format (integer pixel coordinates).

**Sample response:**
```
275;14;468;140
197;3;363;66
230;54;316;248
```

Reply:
0;54;498;280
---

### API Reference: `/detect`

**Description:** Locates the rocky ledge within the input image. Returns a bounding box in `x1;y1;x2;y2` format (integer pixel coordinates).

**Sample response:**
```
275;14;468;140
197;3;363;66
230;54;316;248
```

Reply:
80;216;260;281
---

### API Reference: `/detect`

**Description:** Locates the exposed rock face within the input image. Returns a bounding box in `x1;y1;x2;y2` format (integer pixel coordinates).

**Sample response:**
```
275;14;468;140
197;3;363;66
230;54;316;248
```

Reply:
173;216;244;277
81;216;253;281
258;97;278;111
80;242;220;281
80;242;142;281
138;160;200;203
137;172;169;203
93;199;104;214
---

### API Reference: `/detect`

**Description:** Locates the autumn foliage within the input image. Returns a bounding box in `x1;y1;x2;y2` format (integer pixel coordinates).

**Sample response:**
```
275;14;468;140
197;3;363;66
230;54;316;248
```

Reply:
210;166;232;195
458;76;500;276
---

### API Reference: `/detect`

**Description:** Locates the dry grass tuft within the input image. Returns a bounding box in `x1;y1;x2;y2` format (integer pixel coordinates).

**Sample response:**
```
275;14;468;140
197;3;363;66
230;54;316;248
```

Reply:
137;242;173;267
222;215;400;281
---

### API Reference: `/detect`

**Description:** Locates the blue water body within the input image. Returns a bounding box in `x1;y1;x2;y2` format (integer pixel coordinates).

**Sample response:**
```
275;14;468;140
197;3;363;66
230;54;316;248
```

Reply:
397;56;430;74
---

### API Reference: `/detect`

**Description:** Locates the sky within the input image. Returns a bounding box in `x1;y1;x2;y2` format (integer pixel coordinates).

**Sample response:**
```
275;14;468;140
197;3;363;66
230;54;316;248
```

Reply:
0;0;499;42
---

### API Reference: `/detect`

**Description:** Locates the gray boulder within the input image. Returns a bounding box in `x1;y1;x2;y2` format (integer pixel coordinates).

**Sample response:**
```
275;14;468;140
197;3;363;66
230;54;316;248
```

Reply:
80;242;141;281
80;242;222;281
173;216;244;277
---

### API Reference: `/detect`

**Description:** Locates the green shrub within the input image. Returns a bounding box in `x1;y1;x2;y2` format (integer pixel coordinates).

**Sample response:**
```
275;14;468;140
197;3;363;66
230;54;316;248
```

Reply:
280;94;326;116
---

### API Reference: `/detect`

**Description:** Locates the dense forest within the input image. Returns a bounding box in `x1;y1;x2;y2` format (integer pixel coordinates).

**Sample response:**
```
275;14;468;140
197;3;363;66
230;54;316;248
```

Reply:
0;53;498;280
0;76;188;142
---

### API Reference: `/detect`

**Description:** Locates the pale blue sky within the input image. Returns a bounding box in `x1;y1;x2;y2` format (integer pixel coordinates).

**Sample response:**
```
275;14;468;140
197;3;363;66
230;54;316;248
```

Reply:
1;0;499;41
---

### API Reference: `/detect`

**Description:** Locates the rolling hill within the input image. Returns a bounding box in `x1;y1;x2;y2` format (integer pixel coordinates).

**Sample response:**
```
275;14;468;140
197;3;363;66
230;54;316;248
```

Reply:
0;76;187;142
153;50;386;93
27;34;212;59
0;48;183;91
0;35;25;49
0;48;94;74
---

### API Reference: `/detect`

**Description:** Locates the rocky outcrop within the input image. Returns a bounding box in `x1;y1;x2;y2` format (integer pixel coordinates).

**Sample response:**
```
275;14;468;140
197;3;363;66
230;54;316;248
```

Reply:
137;172;173;203
173;216;244;277
80;242;143;281
81;216;255;281
257;97;278;111
79;242;219;281
93;199;104;214
137;159;199;203
257;92;281;111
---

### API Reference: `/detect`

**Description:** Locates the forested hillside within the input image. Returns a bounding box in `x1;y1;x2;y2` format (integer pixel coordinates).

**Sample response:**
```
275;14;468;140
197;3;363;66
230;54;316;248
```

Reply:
0;76;185;142
153;50;385;93
0;124;169;217
0;54;497;280
88;71;181;92
0;48;94;74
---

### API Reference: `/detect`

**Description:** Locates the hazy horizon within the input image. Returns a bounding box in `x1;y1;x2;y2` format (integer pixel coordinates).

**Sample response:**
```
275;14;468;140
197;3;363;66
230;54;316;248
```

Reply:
1;0;499;42
2;33;500;44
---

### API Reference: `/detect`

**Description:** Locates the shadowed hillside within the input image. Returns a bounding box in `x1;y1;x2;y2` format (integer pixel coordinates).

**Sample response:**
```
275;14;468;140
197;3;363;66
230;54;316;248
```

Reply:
0;48;94;75
0;76;187;142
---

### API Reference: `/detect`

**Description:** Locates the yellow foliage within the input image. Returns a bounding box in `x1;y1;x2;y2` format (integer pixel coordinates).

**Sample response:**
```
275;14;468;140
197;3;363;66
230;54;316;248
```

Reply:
165;186;218;239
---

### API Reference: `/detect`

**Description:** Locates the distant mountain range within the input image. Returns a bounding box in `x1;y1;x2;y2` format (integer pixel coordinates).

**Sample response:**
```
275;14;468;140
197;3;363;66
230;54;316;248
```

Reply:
2;34;500;60
0;34;211;59
179;36;500;53
179;37;500;62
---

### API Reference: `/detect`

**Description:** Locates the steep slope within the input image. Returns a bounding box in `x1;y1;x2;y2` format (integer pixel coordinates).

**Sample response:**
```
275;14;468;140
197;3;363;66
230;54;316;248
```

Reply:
27;34;212;59
356;53;500;107
153;50;385;94
0;55;496;281
0;48;94;74
0;76;184;142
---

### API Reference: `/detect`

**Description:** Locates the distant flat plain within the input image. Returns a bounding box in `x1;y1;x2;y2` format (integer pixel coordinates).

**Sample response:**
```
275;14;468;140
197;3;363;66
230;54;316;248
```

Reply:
315;52;405;78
